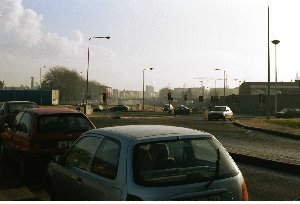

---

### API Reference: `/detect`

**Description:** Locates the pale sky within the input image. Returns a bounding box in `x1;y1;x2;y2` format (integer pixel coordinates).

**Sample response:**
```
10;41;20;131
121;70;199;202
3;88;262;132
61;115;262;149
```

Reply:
0;0;299;91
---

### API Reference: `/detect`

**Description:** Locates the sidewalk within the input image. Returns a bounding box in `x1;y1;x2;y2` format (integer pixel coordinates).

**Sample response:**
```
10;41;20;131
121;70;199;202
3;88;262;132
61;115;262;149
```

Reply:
233;117;300;139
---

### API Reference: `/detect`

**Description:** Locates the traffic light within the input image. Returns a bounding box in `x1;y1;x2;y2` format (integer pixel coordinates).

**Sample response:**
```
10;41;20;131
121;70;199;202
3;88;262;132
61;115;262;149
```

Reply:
102;92;107;102
214;96;219;103
234;95;239;103
210;96;218;103
199;95;203;102
167;92;171;101
231;94;236;102
184;95;187;101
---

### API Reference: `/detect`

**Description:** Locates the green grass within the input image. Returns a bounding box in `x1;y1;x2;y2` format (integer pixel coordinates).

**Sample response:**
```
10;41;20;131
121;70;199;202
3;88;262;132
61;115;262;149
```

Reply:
266;118;300;129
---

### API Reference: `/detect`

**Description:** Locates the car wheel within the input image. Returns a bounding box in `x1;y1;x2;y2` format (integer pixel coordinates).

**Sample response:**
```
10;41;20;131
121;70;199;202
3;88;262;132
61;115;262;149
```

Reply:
223;116;226;121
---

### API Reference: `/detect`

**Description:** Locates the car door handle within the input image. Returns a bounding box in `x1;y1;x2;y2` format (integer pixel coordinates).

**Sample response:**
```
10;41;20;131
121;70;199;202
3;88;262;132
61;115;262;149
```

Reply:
76;177;83;185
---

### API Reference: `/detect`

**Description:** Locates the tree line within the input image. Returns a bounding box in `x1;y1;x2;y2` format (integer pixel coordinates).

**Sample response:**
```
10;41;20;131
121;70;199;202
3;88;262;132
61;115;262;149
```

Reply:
41;66;104;104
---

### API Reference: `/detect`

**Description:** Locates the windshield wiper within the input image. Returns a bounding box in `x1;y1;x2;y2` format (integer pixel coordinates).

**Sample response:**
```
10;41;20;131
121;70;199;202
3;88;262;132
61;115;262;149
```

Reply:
205;149;220;189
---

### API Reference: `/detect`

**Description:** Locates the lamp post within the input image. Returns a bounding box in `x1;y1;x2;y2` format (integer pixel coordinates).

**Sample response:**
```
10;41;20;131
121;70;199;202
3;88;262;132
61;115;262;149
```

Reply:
271;39;280;114
267;5;271;120
215;68;226;97
39;65;46;89
85;36;110;114
142;67;154;111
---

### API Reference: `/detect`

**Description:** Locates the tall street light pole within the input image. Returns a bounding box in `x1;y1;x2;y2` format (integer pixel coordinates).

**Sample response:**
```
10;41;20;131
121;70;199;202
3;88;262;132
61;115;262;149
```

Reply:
215;68;226;97
40;65;46;89
143;67;154;111
267;5;271;120
272;39;280;114
86;36;110;114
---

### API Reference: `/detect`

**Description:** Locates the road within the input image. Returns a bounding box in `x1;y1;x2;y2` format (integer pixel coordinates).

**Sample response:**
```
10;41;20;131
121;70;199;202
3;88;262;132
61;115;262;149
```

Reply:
90;113;300;165
0;113;299;200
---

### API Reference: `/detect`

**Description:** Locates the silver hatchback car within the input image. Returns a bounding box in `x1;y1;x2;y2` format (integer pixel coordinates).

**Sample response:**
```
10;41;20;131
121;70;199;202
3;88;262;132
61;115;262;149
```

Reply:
46;125;248;201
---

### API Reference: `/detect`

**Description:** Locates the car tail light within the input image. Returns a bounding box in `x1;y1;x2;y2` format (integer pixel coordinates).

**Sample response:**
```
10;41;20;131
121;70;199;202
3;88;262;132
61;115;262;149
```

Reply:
126;194;143;201
241;180;249;201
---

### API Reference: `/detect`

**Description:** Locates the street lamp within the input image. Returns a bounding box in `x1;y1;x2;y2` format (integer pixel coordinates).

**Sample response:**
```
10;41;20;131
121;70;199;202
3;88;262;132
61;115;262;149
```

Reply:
271;39;280;114
142;67;154;111
215;68;226;97
40;65;46;89
86;36;110;114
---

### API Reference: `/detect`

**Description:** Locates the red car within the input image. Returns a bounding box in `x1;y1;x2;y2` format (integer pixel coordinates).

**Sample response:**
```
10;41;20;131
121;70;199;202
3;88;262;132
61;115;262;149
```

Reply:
0;108;96;177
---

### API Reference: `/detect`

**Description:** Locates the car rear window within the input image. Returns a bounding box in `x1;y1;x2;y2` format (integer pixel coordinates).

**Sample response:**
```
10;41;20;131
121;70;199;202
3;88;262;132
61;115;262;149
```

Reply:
212;107;226;111
133;137;238;187
8;103;38;113
38;114;94;133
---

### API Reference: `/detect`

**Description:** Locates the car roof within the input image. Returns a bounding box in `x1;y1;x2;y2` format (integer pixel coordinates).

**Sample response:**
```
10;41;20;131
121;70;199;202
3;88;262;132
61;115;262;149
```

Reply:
87;125;211;141
24;108;80;114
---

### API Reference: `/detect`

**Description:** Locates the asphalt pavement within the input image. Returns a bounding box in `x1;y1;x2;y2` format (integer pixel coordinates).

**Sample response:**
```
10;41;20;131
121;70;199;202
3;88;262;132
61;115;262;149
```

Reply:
230;116;300;175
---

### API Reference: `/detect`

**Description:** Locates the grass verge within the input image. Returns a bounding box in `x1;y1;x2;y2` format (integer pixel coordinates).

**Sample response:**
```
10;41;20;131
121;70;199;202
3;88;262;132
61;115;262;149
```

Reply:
266;118;300;129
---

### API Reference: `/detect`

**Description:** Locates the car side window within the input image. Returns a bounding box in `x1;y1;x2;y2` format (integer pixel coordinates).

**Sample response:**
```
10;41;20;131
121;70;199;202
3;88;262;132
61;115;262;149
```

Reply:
11;112;24;129
90;138;121;179
18;112;32;134
0;103;4;114
64;136;102;171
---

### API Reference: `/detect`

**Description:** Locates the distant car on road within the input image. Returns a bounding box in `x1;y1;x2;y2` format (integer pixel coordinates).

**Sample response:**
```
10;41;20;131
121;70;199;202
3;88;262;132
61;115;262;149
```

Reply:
93;105;104;112
174;105;191;115
276;108;300;118
0;108;96;177
0;101;39;130
46;125;248;201
163;104;174;113
110;105;129;112
208;106;233;121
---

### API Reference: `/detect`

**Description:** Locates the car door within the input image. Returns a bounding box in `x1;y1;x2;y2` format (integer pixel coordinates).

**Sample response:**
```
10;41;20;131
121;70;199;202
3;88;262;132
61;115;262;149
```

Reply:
80;137;122;200
53;136;102;200
0;103;6;128
11;112;32;153
1;112;24;155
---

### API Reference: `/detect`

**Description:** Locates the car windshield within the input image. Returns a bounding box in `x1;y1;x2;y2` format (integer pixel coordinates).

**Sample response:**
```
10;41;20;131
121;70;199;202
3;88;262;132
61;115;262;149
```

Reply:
38;114;93;133
213;107;226;111
133;137;238;187
8;103;38;113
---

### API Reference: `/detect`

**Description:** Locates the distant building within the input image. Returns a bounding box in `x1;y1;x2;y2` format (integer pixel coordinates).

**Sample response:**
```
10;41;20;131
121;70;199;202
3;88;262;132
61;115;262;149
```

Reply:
239;81;300;95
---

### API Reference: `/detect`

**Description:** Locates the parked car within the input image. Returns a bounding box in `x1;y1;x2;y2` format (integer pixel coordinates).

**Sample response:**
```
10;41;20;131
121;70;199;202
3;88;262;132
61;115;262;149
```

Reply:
46;125;248;201
110;105;129;112
163;104;174;113
208;106;233;121
93;105;104;112
174;105;191;115
0;101;39;130
276;108;300;118
0;108;96;177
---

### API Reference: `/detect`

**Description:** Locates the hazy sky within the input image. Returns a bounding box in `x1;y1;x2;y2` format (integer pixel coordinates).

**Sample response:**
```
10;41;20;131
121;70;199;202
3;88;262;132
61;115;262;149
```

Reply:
1;0;299;91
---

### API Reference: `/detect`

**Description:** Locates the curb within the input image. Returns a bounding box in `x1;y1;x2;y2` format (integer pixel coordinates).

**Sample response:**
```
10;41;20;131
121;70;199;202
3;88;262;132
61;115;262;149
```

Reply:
229;151;300;176
232;121;300;140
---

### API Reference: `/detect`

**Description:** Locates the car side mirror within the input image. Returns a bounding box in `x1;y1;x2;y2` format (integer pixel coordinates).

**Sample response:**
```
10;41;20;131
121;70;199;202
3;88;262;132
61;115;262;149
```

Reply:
52;155;64;164
2;123;9;130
